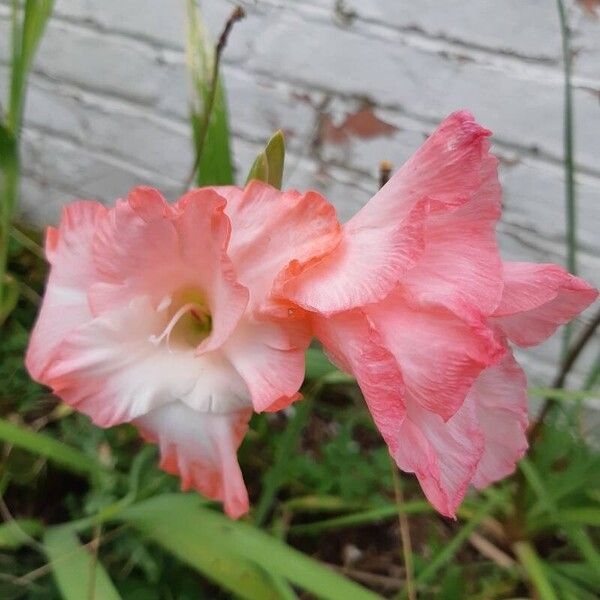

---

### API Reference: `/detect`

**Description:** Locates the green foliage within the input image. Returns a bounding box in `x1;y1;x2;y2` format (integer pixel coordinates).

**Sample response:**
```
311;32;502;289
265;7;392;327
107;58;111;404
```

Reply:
414;495;503;589
0;518;43;549
0;418;109;478
44;527;122;600
287;414;393;503
305;347;338;380
121;497;281;600
3;313;597;600
8;0;55;133
1;0;53;322
120;494;380;600
513;541;558;600
185;0;234;186
253;398;312;526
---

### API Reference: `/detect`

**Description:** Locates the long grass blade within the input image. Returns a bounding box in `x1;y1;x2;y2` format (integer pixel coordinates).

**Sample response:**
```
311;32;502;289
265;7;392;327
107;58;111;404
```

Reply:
0;518;44;549
120;493;382;600
527;387;600;401
556;0;577;357
514;541;558;600
9;0;54;133
0;418;107;478
289;501;432;536
44;526;121;600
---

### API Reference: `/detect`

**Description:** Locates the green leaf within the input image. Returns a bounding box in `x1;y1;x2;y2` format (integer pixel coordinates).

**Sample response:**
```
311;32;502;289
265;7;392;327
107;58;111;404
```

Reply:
529;507;600;534
267;573;298;600
528;387;600;401
121;495;283;600
550;561;600;593
0;274;20;325
8;0;54;133
0;418;107;478
186;0;234;186
304;348;353;384
283;495;363;514
0;518;43;549
0;123;17;169
305;348;336;380
245;131;286;188
0;122;18;237
513;541;558;600
2;0;52;313
20;0;54;78
289;501;432;536
120;493;381;600
549;568;598;600
44;526;122;600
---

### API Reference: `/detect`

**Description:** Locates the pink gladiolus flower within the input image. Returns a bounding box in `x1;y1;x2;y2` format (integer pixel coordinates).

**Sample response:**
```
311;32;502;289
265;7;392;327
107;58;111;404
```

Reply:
26;184;341;518
277;111;598;517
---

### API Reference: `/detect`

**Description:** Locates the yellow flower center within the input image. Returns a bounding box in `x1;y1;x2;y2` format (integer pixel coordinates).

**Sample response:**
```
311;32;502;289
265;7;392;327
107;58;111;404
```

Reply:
150;288;212;350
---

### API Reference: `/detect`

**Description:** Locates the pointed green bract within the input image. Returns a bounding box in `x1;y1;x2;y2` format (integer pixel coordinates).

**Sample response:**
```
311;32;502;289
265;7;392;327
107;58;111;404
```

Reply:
245;130;286;189
264;129;286;189
246;151;270;185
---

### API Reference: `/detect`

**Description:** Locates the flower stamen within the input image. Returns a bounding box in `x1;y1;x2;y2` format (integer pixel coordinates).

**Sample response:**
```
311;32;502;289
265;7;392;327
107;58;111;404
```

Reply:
149;301;210;351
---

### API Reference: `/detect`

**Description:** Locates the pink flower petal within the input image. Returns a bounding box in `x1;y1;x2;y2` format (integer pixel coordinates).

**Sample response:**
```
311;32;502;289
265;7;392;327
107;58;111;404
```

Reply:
216;181;341;312
394;398;484;518
366;289;505;421
398;351;528;515
43;297;250;426
400;153;503;317
136;403;251;518
89;186;249;354
314;310;483;516
222;316;310;412
26;201;107;380
176;190;249;354
278;110;497;315
89;187;180;312
492;262;598;347
470;350;529;489
311;310;406;453
311;307;484;518
278;200;426;316
388;111;494;211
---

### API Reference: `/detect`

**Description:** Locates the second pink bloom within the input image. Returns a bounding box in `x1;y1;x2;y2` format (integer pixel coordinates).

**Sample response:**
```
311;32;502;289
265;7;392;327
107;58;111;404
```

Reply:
278;111;597;517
